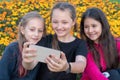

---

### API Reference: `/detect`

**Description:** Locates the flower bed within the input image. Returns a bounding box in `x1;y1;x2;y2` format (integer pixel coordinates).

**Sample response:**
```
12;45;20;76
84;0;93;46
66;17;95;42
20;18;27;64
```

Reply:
0;0;120;55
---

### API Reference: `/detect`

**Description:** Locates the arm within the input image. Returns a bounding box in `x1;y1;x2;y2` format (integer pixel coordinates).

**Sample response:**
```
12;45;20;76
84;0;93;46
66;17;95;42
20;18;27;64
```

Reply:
104;40;120;80
22;42;38;70
0;43;17;79
70;55;86;73
81;40;120;80
70;40;88;73
83;53;108;80
45;39;87;73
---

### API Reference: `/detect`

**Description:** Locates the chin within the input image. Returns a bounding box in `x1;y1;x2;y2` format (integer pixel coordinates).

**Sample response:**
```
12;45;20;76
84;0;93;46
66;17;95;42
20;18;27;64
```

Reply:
57;34;65;37
91;38;97;42
31;41;39;44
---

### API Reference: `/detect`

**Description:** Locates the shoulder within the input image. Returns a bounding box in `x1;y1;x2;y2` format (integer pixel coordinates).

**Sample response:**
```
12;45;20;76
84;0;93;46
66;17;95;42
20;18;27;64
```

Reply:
0;42;19;76
5;41;19;51
41;34;53;41
37;34;53;47
75;37;87;45
4;41;19;55
5;41;18;49
45;34;54;44
7;41;18;48
75;38;88;56
46;34;53;40
1;41;19;62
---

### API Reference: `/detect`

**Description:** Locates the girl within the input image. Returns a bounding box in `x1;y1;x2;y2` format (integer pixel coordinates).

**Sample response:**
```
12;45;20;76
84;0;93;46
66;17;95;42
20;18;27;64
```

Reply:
0;11;45;80
22;2;88;80
80;7;120;80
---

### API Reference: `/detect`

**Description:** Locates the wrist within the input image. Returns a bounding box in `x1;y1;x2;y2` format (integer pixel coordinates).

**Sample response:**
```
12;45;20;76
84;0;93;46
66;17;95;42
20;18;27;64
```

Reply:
65;63;71;74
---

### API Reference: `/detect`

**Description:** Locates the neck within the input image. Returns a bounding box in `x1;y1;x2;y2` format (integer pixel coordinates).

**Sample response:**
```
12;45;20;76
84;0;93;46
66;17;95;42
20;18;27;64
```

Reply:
57;35;75;43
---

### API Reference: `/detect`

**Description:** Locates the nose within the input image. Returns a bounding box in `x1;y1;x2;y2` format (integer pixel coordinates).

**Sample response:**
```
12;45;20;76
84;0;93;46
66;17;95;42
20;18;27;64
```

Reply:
88;27;93;33
34;30;39;37
57;23;62;29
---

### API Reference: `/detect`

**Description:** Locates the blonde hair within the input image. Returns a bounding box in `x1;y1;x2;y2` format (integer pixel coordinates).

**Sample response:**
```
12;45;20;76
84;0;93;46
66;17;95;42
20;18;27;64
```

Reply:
18;11;45;77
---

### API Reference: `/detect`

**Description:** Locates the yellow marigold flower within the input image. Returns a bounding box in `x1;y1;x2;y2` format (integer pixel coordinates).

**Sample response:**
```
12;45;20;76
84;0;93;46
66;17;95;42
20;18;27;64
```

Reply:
0;24;3;28
11;21;16;25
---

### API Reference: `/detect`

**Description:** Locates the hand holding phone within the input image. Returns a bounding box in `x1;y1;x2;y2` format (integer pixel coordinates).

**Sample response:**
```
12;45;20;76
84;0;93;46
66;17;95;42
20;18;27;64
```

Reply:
29;45;61;63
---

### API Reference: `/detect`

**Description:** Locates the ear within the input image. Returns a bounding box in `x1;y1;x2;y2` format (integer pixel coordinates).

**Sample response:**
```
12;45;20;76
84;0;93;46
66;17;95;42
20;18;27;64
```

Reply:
72;19;76;26
20;26;25;35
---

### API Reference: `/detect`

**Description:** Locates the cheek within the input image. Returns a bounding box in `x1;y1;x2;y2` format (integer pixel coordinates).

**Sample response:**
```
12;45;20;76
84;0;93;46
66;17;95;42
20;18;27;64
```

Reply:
38;32;44;37
65;24;72;30
51;24;56;29
84;29;88;34
40;32;44;36
99;29;102;34
24;30;31;36
68;24;73;29
24;30;33;39
52;23;57;27
97;26;102;35
24;32;30;39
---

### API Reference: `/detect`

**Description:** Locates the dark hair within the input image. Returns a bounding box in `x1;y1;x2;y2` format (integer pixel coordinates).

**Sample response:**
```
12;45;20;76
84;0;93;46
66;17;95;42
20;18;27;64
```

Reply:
51;2;77;49
80;7;119;70
18;11;45;77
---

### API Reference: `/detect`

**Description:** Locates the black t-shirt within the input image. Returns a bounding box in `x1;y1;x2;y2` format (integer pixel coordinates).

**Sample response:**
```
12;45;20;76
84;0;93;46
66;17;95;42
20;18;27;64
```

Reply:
37;35;88;80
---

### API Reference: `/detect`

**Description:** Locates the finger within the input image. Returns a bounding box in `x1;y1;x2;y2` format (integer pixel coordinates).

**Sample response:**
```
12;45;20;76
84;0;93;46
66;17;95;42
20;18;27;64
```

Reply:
23;52;37;58
22;48;37;61
50;54;60;64
23;42;30;48
23;57;34;63
22;52;37;64
46;59;57;71
47;64;58;72
22;48;36;55
60;52;67;61
46;57;59;70
23;42;34;48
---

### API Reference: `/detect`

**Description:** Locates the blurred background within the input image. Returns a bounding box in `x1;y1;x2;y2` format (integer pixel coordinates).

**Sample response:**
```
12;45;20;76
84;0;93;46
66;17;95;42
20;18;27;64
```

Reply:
0;0;120;56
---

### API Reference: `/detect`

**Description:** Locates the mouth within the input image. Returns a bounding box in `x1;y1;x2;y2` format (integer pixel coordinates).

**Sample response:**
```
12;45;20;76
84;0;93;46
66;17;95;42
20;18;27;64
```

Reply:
88;34;96;38
56;29;64;33
32;38;39;41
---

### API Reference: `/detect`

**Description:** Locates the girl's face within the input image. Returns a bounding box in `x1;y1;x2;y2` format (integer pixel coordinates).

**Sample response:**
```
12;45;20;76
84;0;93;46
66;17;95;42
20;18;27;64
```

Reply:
21;18;44;44
84;17;102;43
51;9;75;38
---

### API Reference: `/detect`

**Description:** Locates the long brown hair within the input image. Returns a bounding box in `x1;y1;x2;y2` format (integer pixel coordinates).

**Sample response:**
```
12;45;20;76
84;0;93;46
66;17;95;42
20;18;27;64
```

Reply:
80;7;119;70
50;2;77;49
18;11;45;77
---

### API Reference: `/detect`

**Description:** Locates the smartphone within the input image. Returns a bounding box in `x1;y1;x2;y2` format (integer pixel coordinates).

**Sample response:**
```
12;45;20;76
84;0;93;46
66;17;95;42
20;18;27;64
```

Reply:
29;45;61;63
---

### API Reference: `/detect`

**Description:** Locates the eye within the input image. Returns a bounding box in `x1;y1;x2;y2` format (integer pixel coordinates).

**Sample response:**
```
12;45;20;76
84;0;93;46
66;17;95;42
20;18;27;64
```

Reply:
30;28;35;31
92;24;97;28
38;29;44;33
62;22;68;24
52;21;58;24
84;25;89;29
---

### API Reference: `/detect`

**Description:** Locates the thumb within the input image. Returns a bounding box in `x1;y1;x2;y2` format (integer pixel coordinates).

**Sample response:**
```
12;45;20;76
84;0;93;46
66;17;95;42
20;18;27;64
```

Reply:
60;52;67;60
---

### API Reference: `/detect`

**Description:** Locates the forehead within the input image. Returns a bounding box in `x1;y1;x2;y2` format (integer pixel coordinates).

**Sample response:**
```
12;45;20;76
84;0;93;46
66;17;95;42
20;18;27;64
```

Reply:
26;18;44;28
84;17;100;24
27;18;43;24
52;9;72;20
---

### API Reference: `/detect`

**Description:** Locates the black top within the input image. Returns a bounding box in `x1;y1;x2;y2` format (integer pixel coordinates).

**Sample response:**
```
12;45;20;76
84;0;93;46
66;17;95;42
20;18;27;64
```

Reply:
0;41;45;80
36;35;88;80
